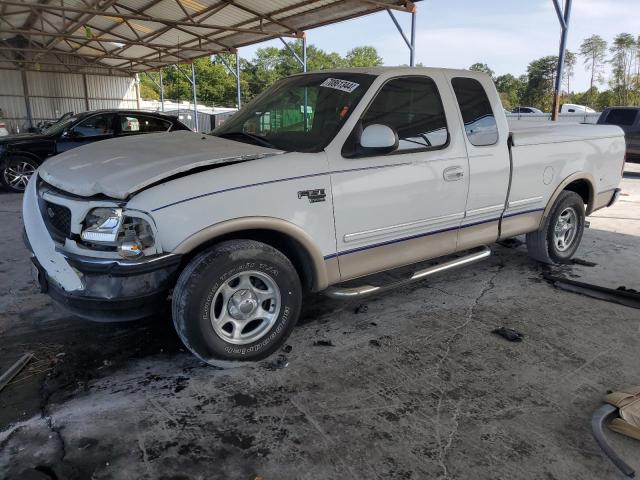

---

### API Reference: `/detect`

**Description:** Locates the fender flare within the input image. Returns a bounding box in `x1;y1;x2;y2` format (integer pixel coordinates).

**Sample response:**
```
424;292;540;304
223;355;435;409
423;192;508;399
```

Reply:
541;172;596;226
172;216;331;291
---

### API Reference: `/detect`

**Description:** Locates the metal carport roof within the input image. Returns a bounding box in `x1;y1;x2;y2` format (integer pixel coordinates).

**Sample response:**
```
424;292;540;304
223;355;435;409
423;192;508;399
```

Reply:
0;0;417;75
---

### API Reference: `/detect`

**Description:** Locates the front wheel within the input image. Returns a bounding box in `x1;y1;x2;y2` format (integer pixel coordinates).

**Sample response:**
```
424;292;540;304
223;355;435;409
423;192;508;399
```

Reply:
1;155;39;193
526;190;585;264
172;240;302;363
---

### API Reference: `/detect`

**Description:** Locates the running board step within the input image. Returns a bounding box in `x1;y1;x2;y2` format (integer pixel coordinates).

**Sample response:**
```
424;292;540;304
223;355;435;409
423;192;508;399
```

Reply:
325;246;491;299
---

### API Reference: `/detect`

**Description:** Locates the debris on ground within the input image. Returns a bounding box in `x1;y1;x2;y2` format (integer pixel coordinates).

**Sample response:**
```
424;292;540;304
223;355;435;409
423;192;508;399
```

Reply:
0;353;33;393
354;304;368;314
312;340;334;347
544;274;640;309
281;344;293;353
263;354;289;370
572;258;598;267
491;327;524;342
617;286;639;294
592;403;636;477
369;339;381;347
497;238;524;249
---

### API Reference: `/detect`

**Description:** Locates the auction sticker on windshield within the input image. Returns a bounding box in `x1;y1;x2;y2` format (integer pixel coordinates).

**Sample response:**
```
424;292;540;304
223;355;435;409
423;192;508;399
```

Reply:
320;78;359;93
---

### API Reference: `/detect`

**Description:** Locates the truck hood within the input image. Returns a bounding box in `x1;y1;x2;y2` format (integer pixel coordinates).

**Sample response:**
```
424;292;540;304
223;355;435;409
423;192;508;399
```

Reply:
39;131;283;199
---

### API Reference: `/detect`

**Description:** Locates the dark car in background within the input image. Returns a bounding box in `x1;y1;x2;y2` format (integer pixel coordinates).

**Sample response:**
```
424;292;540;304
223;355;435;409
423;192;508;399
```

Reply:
0;110;191;193
598;107;640;163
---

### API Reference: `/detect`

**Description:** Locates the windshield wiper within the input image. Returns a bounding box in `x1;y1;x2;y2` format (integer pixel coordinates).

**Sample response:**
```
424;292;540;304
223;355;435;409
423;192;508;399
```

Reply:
216;131;275;149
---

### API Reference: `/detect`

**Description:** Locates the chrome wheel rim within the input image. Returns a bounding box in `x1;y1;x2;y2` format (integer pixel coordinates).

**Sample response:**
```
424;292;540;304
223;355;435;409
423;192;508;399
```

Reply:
553;207;578;252
4;160;36;191
210;270;281;345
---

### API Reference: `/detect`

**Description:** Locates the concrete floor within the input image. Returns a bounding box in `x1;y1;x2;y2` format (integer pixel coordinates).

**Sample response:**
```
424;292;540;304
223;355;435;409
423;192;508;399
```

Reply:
1;165;639;480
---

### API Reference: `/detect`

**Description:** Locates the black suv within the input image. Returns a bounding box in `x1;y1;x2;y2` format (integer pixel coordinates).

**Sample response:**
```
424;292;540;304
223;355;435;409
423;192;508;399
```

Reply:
0;110;191;193
598;107;640;163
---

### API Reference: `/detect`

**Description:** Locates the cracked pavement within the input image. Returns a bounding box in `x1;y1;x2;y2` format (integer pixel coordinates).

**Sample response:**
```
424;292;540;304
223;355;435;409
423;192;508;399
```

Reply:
1;165;640;479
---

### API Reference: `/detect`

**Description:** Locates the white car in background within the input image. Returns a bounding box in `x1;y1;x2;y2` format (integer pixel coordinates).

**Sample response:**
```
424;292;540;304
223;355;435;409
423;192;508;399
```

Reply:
23;67;625;363
561;104;596;114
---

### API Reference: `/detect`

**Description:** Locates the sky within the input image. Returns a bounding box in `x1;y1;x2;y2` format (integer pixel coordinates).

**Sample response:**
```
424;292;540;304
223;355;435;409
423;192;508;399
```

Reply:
239;0;640;92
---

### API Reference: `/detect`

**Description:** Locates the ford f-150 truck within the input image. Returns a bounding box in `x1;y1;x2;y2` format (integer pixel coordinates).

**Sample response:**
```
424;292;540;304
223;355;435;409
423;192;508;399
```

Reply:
23;67;625;363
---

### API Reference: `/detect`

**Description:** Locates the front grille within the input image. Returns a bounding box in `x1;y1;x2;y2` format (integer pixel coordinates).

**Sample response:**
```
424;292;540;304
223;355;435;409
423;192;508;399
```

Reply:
43;202;71;242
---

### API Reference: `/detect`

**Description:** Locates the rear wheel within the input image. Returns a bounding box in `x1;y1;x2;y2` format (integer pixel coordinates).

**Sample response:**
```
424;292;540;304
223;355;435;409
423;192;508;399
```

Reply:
1;155;39;193
526;190;585;264
172;240;302;363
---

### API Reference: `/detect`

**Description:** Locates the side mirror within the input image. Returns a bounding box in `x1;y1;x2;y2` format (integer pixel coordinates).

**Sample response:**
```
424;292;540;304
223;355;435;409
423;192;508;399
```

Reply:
359;124;398;154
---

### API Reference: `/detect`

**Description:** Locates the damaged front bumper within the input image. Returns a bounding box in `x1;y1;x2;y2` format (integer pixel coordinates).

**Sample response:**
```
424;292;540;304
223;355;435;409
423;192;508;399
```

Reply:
23;175;182;322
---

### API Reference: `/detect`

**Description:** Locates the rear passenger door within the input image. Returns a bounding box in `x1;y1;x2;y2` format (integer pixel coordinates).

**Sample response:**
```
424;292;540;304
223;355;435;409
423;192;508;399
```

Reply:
449;76;510;250
327;74;470;281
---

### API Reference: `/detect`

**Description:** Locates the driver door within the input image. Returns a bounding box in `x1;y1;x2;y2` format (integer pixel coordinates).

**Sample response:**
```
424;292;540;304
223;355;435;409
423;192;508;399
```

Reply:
56;113;116;154
328;74;470;280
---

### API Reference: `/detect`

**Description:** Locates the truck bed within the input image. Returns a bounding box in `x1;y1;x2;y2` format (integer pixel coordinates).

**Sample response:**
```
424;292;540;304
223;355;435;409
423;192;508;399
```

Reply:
509;122;623;147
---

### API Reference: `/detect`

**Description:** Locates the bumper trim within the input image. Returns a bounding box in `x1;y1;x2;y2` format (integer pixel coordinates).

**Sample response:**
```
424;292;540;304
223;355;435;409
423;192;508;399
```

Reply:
607;188;622;208
61;251;182;275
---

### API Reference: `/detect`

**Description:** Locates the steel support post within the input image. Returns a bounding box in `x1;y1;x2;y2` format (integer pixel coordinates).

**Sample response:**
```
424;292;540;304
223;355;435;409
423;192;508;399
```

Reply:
551;0;572;121
21;70;33;130
236;51;241;109
159;69;164;112
410;11;416;67
387;8;416;66
191;63;199;132
302;34;307;72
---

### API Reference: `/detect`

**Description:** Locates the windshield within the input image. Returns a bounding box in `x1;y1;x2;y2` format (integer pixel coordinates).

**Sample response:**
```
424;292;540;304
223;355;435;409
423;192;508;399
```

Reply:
43;116;80;136
213;72;375;152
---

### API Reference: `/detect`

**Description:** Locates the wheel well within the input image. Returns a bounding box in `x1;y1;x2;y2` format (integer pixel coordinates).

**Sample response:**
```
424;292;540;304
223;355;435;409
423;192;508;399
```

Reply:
180;229;316;291
563;179;592;207
3;151;42;167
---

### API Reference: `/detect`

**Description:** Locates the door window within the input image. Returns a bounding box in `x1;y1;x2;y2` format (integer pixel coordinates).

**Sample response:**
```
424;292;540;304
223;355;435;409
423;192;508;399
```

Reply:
120;115;172;134
451;77;498;146
359;76;449;152
71;114;114;137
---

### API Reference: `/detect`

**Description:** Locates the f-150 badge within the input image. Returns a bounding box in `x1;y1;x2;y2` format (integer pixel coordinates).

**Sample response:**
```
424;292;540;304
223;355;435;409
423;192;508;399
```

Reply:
298;189;326;203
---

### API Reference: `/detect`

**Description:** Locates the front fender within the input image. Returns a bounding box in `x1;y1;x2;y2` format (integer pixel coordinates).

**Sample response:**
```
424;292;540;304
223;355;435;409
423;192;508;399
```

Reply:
172;216;335;291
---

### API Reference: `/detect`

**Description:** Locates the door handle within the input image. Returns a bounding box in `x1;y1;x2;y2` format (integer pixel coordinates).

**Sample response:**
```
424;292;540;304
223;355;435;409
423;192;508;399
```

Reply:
443;166;464;181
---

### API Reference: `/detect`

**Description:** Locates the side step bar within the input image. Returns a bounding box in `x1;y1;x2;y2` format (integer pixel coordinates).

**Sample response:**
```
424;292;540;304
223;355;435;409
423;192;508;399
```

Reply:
325;246;491;299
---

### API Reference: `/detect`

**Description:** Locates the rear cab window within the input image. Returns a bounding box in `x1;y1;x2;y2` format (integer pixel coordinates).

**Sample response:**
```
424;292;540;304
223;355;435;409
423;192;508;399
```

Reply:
451;77;498;146
602;109;639;126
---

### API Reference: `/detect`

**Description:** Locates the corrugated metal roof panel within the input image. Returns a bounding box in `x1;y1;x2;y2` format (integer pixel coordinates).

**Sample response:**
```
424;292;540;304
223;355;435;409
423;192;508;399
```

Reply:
2;0;413;74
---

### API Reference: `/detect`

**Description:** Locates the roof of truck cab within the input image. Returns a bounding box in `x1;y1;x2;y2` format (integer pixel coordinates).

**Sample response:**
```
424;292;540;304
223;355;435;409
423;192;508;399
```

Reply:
291;66;490;78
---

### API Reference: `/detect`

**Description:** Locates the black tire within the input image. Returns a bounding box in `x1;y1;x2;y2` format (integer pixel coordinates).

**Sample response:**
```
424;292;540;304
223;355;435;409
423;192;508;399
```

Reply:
526;191;585;264
172;240;302;363
1;155;39;193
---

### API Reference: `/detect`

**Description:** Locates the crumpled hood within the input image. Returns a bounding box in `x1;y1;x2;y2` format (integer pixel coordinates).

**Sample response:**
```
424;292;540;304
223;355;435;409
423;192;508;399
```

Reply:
39;131;282;199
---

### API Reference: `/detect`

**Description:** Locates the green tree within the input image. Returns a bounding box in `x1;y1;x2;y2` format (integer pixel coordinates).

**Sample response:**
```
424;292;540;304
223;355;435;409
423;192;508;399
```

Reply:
494;73;525;110
345;46;383;67
522;56;558;111
469;62;495;79
579;34;607;105
609;33;637;105
563;50;576;94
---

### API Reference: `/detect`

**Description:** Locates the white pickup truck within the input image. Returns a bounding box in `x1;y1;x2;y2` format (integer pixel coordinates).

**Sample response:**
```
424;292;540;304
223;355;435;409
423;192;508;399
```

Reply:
23;67;625;363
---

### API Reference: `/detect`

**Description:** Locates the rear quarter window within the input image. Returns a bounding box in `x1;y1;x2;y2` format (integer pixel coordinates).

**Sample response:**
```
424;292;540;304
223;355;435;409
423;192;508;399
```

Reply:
451;77;498;147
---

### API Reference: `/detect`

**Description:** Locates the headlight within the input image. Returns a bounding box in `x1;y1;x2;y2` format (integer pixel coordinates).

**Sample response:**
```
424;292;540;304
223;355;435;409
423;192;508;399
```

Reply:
81;207;155;259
